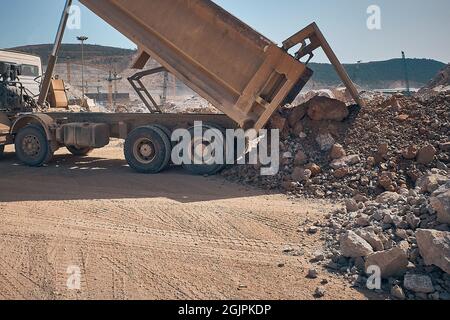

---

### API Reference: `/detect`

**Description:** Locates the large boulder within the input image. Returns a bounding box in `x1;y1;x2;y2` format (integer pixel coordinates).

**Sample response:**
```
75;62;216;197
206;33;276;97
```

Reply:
306;96;349;122
416;174;447;193
430;185;450;224
340;231;374;258
287;104;308;128
365;247;408;278
416;229;450;274
356;229;384;252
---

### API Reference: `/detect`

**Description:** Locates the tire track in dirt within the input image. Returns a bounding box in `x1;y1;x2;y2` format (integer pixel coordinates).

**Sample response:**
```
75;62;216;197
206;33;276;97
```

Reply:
0;146;374;300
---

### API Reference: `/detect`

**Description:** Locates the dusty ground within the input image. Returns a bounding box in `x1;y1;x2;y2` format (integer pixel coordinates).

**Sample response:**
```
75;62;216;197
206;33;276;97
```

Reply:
0;143;382;300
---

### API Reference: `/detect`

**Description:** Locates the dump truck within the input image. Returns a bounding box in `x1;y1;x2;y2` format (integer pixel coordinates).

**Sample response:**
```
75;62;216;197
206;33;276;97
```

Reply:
0;0;362;175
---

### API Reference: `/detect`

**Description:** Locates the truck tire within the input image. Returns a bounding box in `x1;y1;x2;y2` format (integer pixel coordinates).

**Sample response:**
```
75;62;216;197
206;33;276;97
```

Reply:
67;146;93;156
124;126;171;174
182;124;226;176
149;125;172;171
15;124;53;167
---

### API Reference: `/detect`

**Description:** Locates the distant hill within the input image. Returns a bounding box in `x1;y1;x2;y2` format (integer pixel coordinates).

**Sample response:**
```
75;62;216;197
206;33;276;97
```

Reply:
8;44;446;90
308;59;446;89
10;44;137;71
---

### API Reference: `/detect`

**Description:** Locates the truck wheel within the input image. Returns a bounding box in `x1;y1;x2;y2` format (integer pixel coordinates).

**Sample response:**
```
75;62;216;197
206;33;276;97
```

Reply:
148;125;172;169
124;126;171;174
67;146;93;156
15;124;53;167
182;124;226;176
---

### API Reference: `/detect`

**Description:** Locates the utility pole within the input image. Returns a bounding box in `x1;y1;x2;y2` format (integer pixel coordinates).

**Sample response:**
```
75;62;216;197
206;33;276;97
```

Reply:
66;56;72;84
402;51;411;96
162;70;169;106
106;71;122;109
77;36;88;106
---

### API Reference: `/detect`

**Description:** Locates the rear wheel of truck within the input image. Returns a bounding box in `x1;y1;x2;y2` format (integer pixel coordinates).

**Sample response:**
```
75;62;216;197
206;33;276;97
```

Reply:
182;124;226;176
15;124;53;167
124;126;172;174
66;146;93;156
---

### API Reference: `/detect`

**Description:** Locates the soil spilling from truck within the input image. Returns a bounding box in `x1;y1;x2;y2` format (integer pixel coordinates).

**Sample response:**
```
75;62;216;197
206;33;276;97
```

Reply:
222;92;449;201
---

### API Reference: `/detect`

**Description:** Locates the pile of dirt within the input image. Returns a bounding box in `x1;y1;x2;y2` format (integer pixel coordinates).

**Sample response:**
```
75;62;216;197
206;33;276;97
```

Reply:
222;91;450;300
222;93;450;201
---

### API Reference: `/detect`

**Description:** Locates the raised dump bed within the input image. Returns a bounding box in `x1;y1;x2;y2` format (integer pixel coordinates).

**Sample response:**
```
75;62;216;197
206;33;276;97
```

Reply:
79;0;313;130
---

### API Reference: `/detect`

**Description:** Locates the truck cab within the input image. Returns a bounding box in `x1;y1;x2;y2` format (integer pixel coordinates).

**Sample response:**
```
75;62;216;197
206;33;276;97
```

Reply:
0;49;43;97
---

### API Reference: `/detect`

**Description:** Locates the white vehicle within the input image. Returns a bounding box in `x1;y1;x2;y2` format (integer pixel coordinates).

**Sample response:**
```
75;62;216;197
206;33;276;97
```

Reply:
0;49;42;97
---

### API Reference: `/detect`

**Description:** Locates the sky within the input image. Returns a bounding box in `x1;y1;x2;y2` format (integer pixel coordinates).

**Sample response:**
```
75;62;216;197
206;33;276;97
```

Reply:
0;0;449;64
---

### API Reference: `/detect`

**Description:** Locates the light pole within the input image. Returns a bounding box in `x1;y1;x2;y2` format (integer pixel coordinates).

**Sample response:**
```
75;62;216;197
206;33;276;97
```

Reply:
77;36;88;106
402;51;411;96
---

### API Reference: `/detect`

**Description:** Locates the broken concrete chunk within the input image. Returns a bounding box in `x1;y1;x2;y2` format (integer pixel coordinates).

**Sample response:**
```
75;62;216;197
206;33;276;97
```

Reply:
430;189;450;224
416;229;450;274
365;247;408;278
330;155;361;170
403;273;435;293
340;231;374;258
356;229;384;252
376;192;403;204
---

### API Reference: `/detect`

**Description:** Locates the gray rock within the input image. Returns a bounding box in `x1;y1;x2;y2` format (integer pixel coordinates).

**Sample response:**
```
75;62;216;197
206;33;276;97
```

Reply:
416;229;450;274
330;155;361;170
340;231;374;258
292;167;312;182
376;192;403;204
314;286;326;298
313;250;325;262
358;230;384;252
365;247;408;278
416;174;447;193
404;273;435;293
307;269;318;279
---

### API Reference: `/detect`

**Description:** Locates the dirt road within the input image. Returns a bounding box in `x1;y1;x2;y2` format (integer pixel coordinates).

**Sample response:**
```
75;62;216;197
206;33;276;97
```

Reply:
0;143;378;300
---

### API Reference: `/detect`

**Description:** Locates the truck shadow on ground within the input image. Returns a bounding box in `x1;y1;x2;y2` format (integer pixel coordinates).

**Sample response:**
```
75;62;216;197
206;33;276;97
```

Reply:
0;152;270;203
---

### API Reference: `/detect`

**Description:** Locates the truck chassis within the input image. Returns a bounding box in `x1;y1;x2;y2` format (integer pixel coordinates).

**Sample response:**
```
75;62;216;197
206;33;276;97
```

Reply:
1;111;237;175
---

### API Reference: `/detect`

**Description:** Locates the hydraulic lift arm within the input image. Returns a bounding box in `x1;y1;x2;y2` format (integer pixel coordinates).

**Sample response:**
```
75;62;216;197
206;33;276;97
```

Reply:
37;0;73;107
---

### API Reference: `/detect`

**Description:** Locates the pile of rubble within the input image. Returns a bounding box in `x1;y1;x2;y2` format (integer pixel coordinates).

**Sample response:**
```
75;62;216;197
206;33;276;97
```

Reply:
222;91;449;300
317;178;450;300
222;93;450;201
